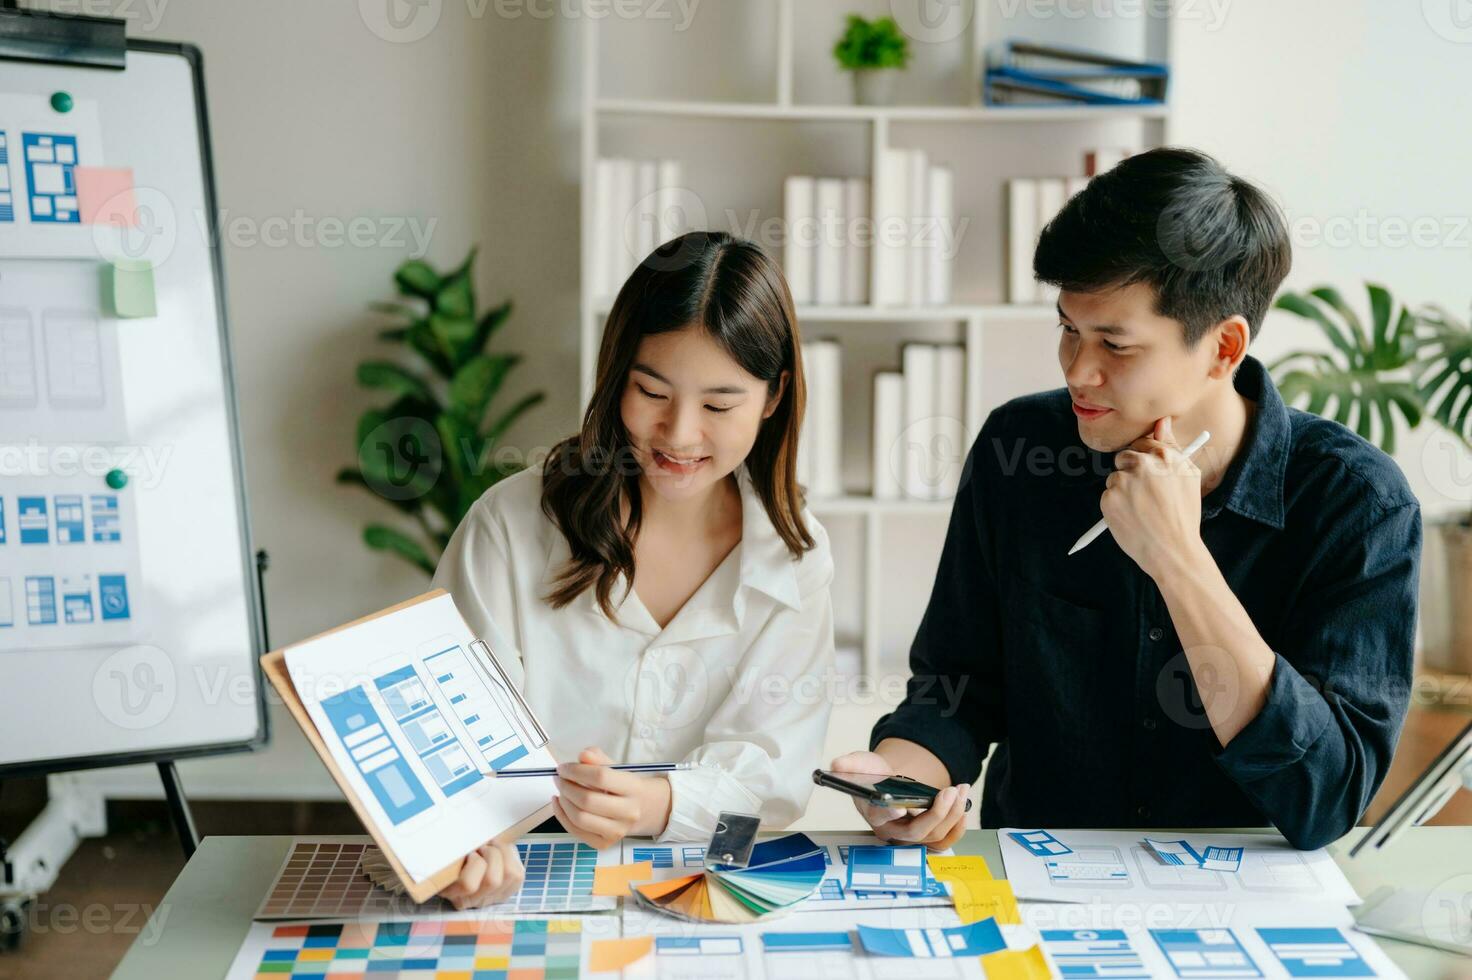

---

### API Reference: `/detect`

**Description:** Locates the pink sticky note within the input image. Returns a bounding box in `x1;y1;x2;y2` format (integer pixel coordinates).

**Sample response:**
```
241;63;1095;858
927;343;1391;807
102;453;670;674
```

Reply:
75;167;137;227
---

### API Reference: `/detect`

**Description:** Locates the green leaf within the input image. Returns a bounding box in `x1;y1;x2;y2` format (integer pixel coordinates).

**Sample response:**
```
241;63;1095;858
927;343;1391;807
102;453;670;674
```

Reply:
483;391;544;448
394;260;440;299
472;299;513;352
1309;286;1369;357
1275;366;1423;455
429;313;478;370
335;467;418;513
1367;283;1393;354
356;361;433;401
406;319;454;377
449;245;479;282
449;353;517;425
1274;291;1359;366
435;412;477;489
363;524;435;576
1416;307;1472;448
436;270;475;320
355;408;388;452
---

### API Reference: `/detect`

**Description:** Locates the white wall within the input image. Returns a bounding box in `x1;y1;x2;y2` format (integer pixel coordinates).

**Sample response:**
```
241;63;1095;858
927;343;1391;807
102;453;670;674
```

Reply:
50;0;1470;799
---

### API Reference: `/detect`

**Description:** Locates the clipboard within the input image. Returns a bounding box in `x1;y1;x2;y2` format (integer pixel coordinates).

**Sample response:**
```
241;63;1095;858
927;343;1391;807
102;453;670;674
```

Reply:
259;589;556;904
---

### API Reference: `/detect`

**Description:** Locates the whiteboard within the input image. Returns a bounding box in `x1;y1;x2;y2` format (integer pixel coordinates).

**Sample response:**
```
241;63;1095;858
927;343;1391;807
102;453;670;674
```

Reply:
0;42;265;772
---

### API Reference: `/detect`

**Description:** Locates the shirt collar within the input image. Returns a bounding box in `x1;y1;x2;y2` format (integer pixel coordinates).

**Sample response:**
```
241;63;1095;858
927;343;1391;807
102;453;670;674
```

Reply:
733;465;804;615
575;465;804;635
1202;354;1290;530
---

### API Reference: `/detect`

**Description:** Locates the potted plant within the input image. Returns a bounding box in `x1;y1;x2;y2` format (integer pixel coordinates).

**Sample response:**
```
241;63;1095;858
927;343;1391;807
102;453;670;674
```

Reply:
833;14;911;106
337;247;544;574
1271;283;1472;674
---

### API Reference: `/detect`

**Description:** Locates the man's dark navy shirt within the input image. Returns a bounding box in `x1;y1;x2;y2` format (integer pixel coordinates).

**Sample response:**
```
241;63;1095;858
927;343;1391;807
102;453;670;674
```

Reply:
872;355;1422;849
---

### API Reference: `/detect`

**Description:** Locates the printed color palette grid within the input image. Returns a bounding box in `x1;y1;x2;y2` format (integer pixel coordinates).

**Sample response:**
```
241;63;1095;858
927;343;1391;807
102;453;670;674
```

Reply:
258;842;383;919
249;919;582;979
257;841;609;920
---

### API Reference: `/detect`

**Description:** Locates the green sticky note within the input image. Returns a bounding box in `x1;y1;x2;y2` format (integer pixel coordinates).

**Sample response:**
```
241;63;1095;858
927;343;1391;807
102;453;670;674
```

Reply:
111;259;157;318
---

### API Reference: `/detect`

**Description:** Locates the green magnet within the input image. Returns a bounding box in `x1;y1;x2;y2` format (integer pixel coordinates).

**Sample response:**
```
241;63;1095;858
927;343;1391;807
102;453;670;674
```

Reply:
106;468;128;489
51;91;74;113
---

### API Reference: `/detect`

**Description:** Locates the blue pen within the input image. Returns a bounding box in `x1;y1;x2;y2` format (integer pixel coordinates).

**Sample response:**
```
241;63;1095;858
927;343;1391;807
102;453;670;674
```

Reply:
495;762;693;778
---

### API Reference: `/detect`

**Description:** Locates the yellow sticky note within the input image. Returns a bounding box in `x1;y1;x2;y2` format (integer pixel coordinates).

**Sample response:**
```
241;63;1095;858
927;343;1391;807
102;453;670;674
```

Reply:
950;878;1021;925
927;855;994;881
592;860;654;896
588;935;654;972
980;944;1051;979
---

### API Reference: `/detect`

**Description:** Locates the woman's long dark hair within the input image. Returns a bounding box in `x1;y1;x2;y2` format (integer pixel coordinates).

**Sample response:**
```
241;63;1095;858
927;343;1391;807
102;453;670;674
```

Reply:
540;231;812;619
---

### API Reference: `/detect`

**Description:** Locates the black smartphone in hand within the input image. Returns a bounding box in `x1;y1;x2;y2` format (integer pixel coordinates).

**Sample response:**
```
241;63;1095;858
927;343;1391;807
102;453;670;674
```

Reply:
812;769;973;811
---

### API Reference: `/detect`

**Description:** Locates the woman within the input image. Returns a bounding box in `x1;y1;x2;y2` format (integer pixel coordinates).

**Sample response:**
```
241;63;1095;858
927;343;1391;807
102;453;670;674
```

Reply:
434;231;835;908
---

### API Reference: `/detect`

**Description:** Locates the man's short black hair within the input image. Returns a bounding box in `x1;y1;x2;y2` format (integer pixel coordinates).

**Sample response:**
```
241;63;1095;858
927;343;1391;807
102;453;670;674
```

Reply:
1033;147;1292;347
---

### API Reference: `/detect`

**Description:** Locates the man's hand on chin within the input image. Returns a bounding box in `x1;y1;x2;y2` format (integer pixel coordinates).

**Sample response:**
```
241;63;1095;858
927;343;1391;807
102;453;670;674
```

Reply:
1100;416;1209;580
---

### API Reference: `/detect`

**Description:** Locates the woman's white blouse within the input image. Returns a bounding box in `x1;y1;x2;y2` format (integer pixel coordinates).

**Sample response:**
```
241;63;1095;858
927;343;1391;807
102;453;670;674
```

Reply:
431;464;836;842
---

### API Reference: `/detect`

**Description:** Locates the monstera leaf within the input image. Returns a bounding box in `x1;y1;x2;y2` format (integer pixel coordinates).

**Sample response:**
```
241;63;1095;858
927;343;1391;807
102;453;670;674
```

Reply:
1414;305;1472;448
1269;284;1424;454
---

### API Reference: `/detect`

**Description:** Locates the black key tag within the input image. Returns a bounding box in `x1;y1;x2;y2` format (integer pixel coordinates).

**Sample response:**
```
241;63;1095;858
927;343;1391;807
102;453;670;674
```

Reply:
705;811;760;868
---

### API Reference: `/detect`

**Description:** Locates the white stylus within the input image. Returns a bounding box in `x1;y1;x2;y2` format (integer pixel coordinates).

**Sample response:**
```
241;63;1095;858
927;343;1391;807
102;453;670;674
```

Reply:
1067;430;1212;556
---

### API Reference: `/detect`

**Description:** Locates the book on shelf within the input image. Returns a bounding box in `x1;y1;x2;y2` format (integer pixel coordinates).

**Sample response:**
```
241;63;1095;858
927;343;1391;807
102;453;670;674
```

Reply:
784;175;871;307
889;343;967;502
1006;172;1094;304
872;371;904;502
784;176;815;306
926;165;955;307
870;151;957;308
592;156;686;301
798;338;843;499
814;178;845;307
843;178;870;306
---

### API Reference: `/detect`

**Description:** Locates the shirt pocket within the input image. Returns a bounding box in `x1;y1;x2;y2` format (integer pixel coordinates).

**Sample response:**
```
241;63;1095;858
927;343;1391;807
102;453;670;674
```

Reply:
1001;579;1111;732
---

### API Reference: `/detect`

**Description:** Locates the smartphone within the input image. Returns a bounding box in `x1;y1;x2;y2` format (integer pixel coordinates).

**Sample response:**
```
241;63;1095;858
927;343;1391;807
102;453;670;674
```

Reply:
811;770;972;811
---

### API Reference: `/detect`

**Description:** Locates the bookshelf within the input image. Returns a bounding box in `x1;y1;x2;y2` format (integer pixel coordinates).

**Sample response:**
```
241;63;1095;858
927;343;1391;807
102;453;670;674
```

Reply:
579;0;1173;679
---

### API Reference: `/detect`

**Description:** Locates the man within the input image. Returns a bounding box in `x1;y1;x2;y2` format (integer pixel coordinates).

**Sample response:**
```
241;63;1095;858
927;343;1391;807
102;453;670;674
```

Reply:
832;148;1421;851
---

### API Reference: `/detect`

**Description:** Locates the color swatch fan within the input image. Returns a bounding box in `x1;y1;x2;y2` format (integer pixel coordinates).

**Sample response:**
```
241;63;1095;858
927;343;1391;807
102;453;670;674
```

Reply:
630;833;825;923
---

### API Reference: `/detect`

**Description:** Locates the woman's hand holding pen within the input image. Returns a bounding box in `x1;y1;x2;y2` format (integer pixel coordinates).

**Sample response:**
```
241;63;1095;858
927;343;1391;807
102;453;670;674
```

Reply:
552;746;673;849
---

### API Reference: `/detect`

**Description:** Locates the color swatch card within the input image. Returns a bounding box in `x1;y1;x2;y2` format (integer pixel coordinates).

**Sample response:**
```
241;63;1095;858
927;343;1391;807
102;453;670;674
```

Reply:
999;829;1361;906
630;833;827;924
224;916;616;980
1145;837;1245;873
253;837;620;920
280;592;554;884
624;833;956;912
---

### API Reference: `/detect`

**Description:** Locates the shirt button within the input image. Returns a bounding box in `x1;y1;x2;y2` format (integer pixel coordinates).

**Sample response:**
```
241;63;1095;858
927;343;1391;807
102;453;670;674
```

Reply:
637;725;653;739
1148;626;1164;641
1136;804;1151;819
1142;718;1157;732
